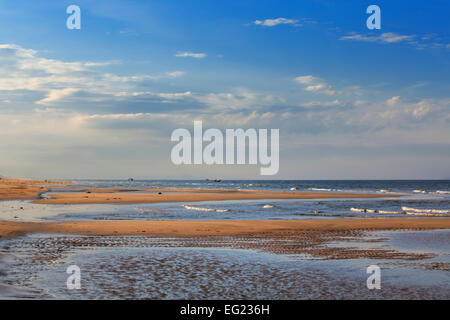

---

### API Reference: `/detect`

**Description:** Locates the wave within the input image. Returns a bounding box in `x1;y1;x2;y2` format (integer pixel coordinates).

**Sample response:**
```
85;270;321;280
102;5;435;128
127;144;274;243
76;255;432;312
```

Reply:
433;190;450;195
351;206;449;216
401;206;450;214
404;211;446;217
309;188;335;192
350;208;378;213
290;187;297;191
411;190;450;195
183;205;229;213
263;204;274;209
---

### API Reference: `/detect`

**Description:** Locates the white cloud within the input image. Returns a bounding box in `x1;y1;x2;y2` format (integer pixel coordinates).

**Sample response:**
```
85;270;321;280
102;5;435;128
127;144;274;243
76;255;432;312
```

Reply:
175;52;207;59
0;43;186;106
194;90;283;110
157;91;192;99
37;88;81;105
294;75;335;95
301;99;342;108
254;18;300;27
340;32;414;44
339;32;448;50
386;96;401;106
166;71;186;77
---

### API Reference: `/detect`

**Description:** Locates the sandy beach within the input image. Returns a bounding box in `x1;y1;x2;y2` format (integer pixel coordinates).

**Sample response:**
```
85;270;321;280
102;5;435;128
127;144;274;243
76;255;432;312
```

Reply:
0;178;67;201
1;217;449;239
0;178;447;240
0;178;449;300
1;178;397;205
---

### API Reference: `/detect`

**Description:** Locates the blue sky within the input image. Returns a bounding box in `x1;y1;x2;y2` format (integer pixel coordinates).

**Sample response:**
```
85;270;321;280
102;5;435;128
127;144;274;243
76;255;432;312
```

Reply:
0;0;449;179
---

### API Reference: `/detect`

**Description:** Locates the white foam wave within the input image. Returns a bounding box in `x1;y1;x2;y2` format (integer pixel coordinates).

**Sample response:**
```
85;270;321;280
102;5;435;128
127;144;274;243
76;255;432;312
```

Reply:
401;206;450;214
183;205;229;213
351;206;449;216
350;208;378;213
310;187;331;191
404;211;446;217
351;208;409;215
411;190;450;195
263;204;274;209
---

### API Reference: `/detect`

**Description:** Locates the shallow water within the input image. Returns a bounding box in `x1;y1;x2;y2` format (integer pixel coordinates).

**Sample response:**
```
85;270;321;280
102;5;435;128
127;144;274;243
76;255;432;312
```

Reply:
0;230;448;300
1;180;449;222
3;197;449;223
45;179;450;221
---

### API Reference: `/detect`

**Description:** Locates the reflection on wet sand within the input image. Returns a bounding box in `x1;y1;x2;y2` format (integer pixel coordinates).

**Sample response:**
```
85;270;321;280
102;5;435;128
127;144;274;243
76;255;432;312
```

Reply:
1;230;449;299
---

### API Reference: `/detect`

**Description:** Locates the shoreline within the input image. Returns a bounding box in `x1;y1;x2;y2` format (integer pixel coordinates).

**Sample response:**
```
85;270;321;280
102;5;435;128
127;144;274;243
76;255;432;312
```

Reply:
0;178;448;241
0;178;69;201
0;178;401;205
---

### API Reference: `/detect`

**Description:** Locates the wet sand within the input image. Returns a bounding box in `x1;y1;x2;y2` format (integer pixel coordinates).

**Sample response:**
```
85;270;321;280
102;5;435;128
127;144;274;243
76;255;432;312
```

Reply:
1;218;449;239
35;190;396;205
1;230;448;299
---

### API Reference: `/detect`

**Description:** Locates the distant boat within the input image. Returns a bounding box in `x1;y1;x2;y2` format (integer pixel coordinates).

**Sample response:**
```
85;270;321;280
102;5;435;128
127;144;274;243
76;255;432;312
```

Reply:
128;178;134;182
214;179;222;182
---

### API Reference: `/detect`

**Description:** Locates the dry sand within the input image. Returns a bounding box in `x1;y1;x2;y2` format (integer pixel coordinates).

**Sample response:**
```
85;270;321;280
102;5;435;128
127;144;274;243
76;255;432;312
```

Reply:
0;178;67;201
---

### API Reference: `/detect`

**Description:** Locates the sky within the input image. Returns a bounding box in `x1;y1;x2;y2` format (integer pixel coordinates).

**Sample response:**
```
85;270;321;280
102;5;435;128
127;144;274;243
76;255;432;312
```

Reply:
0;0;449;179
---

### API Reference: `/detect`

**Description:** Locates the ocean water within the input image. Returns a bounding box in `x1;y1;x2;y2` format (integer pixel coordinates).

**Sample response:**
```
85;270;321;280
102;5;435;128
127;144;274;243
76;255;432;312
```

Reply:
31;180;449;222
65;179;450;194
